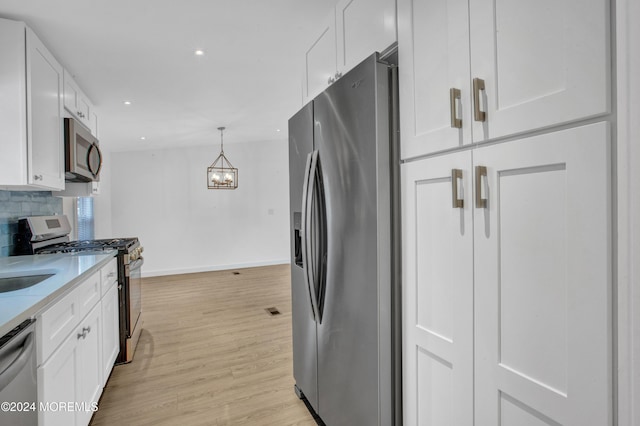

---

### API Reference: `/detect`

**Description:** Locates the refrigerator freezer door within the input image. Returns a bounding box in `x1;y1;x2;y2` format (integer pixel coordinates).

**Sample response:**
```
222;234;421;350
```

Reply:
288;103;319;412
313;54;393;426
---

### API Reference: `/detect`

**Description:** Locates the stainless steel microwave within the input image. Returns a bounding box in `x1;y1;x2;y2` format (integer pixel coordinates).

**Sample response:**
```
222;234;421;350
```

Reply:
64;118;102;182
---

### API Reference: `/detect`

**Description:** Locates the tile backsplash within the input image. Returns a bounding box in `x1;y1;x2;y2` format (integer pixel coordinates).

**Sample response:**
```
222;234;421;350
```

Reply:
0;190;62;256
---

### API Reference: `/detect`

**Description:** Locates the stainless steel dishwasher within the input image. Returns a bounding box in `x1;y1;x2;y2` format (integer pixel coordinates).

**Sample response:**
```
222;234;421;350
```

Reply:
0;319;37;426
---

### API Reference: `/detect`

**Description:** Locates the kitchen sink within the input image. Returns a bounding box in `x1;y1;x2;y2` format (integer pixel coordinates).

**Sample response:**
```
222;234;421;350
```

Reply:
0;274;54;293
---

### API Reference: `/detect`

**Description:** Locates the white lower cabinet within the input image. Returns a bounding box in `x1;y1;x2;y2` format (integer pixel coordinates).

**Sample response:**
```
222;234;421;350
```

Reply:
402;148;474;426
37;259;119;426
39;304;101;426
37;326;78;426
101;283;119;386
76;304;102;426
402;122;612;425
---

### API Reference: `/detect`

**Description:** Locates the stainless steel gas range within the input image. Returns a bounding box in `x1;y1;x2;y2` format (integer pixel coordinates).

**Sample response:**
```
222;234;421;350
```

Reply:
15;215;144;364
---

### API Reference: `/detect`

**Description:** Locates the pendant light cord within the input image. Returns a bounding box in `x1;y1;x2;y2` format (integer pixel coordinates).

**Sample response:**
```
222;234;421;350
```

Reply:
218;126;225;155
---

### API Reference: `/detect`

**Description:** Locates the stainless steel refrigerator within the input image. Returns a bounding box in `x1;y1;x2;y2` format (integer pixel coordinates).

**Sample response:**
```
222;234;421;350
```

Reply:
288;52;401;426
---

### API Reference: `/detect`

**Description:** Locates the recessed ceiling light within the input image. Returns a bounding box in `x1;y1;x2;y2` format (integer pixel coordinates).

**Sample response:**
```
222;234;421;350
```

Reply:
124;101;131;105
140;136;146;140
195;50;204;56
276;129;281;132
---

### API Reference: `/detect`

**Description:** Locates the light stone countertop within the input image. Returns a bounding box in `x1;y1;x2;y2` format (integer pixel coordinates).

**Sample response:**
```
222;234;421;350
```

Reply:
0;251;116;336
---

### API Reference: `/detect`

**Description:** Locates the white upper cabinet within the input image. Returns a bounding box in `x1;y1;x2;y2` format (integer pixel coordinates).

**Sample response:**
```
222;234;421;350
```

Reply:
63;69;99;136
398;0;472;157
303;11;338;103
399;0;610;159
0;18;64;190
468;0;610;143
302;0;397;104
90;110;99;137
336;0;396;73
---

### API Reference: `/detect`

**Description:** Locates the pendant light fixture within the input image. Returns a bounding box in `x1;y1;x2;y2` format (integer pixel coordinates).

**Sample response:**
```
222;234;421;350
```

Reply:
207;126;238;189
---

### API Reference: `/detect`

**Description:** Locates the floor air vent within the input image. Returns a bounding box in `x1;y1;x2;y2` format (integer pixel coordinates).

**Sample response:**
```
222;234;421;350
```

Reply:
232;271;240;275
265;307;281;316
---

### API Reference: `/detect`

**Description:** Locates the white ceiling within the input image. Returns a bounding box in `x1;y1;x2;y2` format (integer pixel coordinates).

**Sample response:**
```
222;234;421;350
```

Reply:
0;0;336;152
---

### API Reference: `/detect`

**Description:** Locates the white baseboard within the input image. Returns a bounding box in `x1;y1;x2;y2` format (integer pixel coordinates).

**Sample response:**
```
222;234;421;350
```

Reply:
142;259;290;278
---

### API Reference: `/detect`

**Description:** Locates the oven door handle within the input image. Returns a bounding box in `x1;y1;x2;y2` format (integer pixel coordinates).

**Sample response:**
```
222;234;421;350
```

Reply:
125;257;144;277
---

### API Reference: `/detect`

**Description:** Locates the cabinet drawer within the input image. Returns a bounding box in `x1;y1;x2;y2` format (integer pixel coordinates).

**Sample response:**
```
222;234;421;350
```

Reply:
37;284;82;365
100;258;118;296
77;270;101;320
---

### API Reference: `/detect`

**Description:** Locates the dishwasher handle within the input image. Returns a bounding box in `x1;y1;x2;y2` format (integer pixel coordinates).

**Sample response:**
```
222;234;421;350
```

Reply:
0;332;34;392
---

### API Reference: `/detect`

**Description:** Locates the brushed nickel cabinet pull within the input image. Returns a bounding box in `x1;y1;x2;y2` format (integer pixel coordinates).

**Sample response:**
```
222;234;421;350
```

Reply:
450;88;462;128
473;78;486;122
475;165;488;208
452;169;464;208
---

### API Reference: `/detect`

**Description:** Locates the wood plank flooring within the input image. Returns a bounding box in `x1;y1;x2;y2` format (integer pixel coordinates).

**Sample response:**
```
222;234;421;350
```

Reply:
90;264;316;426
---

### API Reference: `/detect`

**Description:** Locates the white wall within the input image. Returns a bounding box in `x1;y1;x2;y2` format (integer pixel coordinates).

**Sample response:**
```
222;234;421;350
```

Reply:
110;139;290;276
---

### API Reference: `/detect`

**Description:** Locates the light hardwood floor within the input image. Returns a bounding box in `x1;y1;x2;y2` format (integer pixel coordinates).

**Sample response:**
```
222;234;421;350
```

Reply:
90;264;316;426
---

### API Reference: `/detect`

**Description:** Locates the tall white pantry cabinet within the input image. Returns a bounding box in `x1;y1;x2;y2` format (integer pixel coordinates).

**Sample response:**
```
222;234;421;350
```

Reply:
398;0;612;425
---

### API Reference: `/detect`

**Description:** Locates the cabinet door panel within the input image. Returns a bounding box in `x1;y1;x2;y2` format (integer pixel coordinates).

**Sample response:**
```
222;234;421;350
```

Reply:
303;11;337;103
402;150;474;425
398;0;472;159
38;332;78;426
469;0;610;142
77;96;90;126
26;28;64;190
77;304;102;426
101;283;119;385
63;73;78;113
90;111;98;137
336;0;396;73
473;122;612;425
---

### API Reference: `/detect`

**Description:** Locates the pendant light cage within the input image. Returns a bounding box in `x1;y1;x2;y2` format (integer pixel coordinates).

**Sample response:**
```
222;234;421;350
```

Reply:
207;127;238;190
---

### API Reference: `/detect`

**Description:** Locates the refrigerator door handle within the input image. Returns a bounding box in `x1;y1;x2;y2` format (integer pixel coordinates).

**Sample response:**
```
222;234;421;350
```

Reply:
301;151;319;322
311;152;327;324
304;150;322;322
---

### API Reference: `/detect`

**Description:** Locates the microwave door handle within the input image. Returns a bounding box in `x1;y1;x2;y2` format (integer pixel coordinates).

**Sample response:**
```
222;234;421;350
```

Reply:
87;143;103;177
